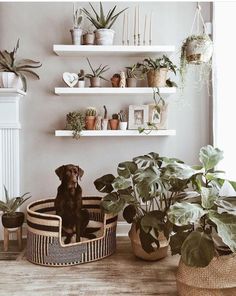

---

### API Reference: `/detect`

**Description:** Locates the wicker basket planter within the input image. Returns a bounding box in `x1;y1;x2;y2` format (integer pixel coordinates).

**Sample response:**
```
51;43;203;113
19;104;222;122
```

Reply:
176;254;236;296
26;197;117;266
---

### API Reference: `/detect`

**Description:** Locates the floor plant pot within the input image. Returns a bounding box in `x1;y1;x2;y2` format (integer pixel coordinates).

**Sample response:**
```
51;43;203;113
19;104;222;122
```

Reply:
0;72;23;89
70;28;83;45
109;119;119;130
95;29;115;45
176;255;236;296
185;36;213;64
128;223;169;261
126;78;137;87
83;33;95;45
2;212;25;228
78;80;85;88
85;116;96;130
90;77;101;87
119;122;128;130
147;68;168;87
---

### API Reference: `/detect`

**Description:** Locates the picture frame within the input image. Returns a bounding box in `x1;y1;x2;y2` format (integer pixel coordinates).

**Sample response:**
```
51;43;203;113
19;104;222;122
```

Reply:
148;103;169;130
128;105;149;130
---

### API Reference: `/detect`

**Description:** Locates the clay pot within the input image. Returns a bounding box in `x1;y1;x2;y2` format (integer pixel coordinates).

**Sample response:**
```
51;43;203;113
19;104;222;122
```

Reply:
95;29;115;45
82;33;95;45
111;74;121;87
109;119;119;130
2;212;25;228
70;28;83;45
147;68;168;87
128;223;169;261
85;116;96;130
126;77;137;87
90;77;101;87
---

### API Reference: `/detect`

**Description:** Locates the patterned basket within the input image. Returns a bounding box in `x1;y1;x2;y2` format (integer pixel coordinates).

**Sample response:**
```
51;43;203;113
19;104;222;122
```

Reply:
26;197;117;266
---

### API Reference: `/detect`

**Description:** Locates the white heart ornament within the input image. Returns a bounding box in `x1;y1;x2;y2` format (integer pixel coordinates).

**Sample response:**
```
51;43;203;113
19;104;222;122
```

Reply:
63;72;78;87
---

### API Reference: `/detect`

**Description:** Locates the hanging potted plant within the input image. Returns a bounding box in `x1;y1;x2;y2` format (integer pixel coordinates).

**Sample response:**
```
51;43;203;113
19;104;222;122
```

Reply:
85;107;97;130
167;145;236;295
85;58;109;87
0;186;31;228
66;111;85;139
70;5;83;45
82;2;128;45
0;39;42;92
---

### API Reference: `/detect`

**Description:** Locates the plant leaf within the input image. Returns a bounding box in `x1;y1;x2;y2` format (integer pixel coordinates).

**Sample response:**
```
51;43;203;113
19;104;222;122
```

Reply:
199;145;223;171
123;204;136;223
112;176;131;191
117;161;138;178
94;174;115;193
3;185;10;203
201;187;218;209
100;192;125;214
170;230;191;255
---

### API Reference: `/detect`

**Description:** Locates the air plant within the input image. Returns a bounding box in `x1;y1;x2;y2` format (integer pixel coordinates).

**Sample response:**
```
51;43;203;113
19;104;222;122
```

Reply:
85;58;109;80
73;5;83;29
125;64;142;79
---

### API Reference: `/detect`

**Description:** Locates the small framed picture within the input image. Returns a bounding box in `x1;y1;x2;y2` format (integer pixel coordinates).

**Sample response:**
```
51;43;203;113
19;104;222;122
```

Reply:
148;103;169;129
128;105;149;130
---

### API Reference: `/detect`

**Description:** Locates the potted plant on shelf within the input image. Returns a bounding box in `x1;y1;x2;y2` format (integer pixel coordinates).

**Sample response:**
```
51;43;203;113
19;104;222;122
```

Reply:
70;5;83;45
0;39;42;92
138;55;177;88
109;113;119;130
82;30;95;45
78;69;85;88
82;2;128;45
167;145;236;295
94;152;192;260
0;186;31;228
85;107;97;130
101;105;108;130
85;58;109;87
118;110;128;130
125;64;141;87
66;111;85;139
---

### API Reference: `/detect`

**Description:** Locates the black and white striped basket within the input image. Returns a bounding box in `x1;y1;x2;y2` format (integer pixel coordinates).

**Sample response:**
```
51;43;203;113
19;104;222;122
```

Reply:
26;197;117;266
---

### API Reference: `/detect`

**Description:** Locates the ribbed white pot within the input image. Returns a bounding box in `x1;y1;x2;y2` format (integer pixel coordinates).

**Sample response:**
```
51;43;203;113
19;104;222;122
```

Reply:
95;29;115;45
70;28;83;45
0;72;23;89
78;81;85;88
119;122;128;130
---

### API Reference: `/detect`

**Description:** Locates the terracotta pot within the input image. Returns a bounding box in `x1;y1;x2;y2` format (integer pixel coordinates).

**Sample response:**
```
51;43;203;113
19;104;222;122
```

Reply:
109;119;119;130
111;75;121;87
128;223;169;261
126;77;137;87
90;77;101;87
176;255;236;296
2;212;24;228
147;68;168;87
82;33;95;45
0;72;23;89
85;116;96;130
186;37;213;64
70;28;83;45
95;29;115;45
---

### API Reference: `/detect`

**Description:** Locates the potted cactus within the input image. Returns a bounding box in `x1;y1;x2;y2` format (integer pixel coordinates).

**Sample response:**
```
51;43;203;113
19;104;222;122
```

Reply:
70;5;83;45
109;113;119;130
85;58;109;87
85;107;97;130
118;110;128;130
78;69;85;87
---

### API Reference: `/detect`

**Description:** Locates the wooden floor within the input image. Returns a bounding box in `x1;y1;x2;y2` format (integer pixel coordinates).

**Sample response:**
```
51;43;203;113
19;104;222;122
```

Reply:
0;237;179;296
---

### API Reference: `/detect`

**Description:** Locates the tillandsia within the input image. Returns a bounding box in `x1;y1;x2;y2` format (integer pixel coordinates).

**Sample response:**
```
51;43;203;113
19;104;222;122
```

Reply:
0;39;42;91
85;58;109;80
82;2;128;30
86;107;97;116
66;111;85;139
125;64;143;79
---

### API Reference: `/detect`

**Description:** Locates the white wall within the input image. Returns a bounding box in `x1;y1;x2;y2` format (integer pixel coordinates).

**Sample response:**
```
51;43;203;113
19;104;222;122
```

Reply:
0;2;211;215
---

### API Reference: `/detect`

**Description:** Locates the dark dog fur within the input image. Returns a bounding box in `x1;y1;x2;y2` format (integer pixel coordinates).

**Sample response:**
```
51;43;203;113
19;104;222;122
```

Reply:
55;164;88;244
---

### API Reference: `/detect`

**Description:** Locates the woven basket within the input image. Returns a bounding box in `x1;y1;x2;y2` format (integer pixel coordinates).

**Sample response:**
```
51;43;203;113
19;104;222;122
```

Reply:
26;197;117;266
176;254;236;296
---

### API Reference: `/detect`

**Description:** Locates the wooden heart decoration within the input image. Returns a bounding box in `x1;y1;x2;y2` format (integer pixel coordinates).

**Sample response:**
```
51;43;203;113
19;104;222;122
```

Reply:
63;72;78;87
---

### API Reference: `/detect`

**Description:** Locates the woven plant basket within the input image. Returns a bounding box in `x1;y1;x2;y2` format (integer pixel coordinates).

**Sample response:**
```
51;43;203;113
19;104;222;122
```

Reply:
147;68;168;87
176;254;236;296
26;197;117;266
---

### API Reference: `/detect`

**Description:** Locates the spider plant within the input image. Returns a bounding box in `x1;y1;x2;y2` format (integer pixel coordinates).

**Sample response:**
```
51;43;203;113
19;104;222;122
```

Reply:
0;39;42;92
85;58;109;80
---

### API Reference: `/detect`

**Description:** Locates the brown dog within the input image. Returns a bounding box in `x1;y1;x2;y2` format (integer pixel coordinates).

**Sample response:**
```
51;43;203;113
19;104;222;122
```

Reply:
55;164;89;244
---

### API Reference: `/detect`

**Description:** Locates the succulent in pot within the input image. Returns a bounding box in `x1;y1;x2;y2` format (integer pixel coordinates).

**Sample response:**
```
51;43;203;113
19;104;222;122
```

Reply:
118;110;128;130
66;111;85;139
78;69;85;88
109;113;119;130
85;58;109;87
125;64;142;87
82;30;95;45
70;5;83;45
0;186;31;228
82;2;128;45
85;107;97;130
0;39;42;92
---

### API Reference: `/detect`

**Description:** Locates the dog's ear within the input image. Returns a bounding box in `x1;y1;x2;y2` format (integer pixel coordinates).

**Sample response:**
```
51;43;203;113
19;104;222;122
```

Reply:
78;166;84;180
55;165;65;180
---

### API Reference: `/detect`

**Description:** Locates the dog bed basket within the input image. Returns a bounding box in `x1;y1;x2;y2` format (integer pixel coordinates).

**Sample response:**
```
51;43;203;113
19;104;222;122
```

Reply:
26;197;117;266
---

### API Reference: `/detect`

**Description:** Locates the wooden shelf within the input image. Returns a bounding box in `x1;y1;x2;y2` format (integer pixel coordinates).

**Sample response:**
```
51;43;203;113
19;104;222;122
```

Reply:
55;87;176;95
55;130;176;137
0;88;26;96
53;45;175;57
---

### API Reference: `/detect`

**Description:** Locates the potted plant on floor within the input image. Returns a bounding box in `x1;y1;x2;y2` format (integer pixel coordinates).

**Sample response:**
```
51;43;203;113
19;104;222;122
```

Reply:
85;58;109;87
138;55;177;87
125;64;141;87
109;113;119;130
167;145;236;295
0;39;42;92
82;2;128;45
70;5;83;45
66;111;85;139
118;110;128;130
94;152;192;260
0;186;31;228
85;107;97;130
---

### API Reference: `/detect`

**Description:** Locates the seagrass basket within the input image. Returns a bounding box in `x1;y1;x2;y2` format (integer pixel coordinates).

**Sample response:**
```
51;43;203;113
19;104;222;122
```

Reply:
26;197;117;266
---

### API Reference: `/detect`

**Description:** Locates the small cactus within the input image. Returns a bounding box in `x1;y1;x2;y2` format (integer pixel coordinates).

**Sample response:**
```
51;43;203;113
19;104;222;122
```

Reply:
73;6;83;29
86;107;96;117
112;113;119;120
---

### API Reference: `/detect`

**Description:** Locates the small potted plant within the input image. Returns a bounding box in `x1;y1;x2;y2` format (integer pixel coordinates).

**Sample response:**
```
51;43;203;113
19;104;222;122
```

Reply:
0;186;31;228
82;2;128;45
125;64;141;87
85;58;109;87
138;55;176;87
0;39;42;92
82;30;95;45
109;113;119;130
78;69;85;87
66;111;85;139
70;5;83;45
101;105;108;130
85;107;97;130
118;110;128;130
111;73;121;87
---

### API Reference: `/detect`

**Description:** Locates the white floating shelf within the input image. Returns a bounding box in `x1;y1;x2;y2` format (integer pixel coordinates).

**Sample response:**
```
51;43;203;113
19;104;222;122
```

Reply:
53;45;175;57
55;87;176;95
0;88;26;96
55;130;176;137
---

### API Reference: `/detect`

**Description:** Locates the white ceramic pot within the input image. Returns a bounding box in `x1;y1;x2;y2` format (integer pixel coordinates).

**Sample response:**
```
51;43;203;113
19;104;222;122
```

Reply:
78;80;85;88
119;122;128;130
101;118;108;130
0;72;23;89
70;28;83;45
95;29;115;45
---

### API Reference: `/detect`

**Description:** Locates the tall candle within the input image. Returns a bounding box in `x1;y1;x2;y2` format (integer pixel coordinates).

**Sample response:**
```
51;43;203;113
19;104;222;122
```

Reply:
134;6;136;36
149;12;152;44
138;5;140;35
143;14;147;45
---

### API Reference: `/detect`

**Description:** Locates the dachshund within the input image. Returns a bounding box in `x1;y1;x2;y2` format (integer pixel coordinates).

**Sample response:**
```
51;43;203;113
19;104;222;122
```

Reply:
55;164;89;244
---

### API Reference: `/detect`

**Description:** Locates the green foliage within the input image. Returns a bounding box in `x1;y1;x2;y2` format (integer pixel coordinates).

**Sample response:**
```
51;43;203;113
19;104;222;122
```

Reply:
85;58;109;80
82;2;128;29
125;64;142;79
0;39;42;91
66;111;85;139
112;113;119;120
73;7;83;29
86;107;96;116
0;186;31;215
199;145;223;171
138;55;177;75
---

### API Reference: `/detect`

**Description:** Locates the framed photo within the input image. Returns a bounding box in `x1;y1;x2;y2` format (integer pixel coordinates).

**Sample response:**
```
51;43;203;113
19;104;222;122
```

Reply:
148;103;169;130
128;105;149;130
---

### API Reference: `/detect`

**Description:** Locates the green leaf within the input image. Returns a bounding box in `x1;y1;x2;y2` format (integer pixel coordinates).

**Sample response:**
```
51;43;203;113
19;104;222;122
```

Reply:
208;210;236;252
168;202;206;226
133;152;161;168
139;227;160;253
201;187;218;209
164;162;199;180
117;161;138;178
170;230;190;255
199;145;223;171
141;211;165;233
94;174;115;193
215;197;236;212
181;230;215;267
100;192;125;215
112;176;131;191
3;185;10;203
123;204;136;223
